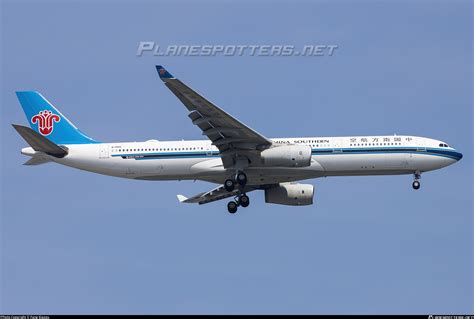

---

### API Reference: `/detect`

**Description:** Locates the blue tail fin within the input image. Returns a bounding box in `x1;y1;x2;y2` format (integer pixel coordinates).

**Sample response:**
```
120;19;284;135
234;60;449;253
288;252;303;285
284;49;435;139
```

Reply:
16;91;98;144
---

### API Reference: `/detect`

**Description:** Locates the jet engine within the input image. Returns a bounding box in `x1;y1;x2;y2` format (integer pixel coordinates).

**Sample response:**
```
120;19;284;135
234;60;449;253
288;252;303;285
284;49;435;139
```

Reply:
260;145;312;167
264;183;314;206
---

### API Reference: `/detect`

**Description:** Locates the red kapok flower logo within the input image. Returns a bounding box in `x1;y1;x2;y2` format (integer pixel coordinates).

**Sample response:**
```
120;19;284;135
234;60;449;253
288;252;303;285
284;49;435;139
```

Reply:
31;110;61;136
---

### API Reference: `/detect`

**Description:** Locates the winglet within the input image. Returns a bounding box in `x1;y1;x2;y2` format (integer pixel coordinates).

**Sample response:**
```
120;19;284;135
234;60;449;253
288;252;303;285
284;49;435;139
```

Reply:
177;194;188;203
155;65;175;80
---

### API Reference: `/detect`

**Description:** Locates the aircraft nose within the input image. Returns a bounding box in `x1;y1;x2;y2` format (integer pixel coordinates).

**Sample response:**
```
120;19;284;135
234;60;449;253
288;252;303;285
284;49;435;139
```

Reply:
452;149;463;161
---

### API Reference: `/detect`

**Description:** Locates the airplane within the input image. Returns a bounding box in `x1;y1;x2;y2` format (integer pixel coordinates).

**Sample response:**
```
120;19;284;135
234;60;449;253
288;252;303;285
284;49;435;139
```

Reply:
12;65;463;214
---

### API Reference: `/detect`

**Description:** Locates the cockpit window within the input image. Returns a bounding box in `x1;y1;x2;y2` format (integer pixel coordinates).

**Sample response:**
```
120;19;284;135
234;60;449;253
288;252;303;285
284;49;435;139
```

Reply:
439;143;449;148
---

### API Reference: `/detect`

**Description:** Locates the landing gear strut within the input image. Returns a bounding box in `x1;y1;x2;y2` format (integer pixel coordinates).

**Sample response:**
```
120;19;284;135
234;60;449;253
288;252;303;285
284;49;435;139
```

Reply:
412;171;421;190
224;171;249;214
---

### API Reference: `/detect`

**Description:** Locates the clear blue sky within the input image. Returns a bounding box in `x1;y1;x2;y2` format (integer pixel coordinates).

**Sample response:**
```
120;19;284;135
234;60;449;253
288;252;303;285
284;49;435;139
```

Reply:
1;0;472;314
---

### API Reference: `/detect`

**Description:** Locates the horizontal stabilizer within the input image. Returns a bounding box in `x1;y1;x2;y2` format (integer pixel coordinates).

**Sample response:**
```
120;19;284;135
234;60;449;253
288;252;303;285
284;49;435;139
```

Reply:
12;124;68;158
177;194;190;203
24;156;51;166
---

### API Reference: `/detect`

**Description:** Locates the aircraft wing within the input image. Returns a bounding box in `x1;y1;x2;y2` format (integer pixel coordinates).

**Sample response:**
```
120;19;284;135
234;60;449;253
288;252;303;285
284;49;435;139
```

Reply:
177;184;257;205
156;65;272;168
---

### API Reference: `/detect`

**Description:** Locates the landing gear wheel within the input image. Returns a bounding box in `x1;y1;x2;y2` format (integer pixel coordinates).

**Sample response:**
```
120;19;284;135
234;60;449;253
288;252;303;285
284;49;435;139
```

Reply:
224;179;235;192
412;180;420;190
227;201;238;214
240;194;250;208
236;172;247;186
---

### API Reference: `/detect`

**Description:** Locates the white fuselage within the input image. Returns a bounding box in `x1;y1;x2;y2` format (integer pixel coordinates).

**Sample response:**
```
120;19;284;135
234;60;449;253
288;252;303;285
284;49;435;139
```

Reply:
23;135;462;185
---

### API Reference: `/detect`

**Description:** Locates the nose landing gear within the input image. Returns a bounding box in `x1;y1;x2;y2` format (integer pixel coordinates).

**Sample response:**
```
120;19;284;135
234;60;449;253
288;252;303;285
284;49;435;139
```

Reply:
412;171;421;190
412;180;420;190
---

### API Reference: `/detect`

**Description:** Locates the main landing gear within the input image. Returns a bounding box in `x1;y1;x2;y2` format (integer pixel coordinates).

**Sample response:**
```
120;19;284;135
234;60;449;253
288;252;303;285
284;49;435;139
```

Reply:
224;171;247;192
412;171;421;190
224;171;249;214
227;194;250;214
224;179;235;192
227;201;238;214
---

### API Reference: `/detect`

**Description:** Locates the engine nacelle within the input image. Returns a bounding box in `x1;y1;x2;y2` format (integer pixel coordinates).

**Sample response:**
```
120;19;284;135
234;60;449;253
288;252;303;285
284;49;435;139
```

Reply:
264;183;314;206
260;145;312;167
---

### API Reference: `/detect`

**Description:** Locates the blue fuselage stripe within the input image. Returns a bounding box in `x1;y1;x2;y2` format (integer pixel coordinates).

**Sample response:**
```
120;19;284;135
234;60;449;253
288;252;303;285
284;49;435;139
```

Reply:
111;147;462;161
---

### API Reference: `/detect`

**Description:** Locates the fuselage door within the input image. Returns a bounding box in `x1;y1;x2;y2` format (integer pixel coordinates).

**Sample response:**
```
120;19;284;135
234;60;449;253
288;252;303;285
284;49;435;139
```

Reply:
332;139;342;153
99;144;109;159
206;146;213;157
416;139;427;152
